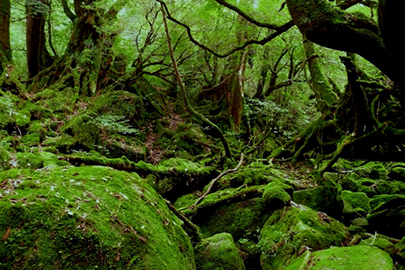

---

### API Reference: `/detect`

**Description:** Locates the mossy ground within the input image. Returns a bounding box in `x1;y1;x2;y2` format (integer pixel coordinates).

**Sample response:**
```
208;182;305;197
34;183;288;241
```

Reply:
0;164;195;269
2;84;405;269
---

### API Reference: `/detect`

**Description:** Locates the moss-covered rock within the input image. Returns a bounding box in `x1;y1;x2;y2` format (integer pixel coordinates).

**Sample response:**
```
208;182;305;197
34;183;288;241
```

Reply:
368;196;405;239
259;205;349;270
194;233;245;270
0;166;195;269
186;187;269;242
322;172;338;182
356;162;388;180
60;113;100;150
341;190;371;215
14;109;31;127
293;181;342;218
376;180;405;195
16;152;45;169
359;237;396;256
285;245;393;270
370;194;405;210
339;176;360;192
262;181;292;208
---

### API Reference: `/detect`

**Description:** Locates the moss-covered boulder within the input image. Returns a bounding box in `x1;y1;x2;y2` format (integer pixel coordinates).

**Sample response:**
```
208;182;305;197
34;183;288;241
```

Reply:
341;190;371;215
389;163;405;181
368;196;405;239
356;162;388;180
194;233;245;270
259;205;349;270
60;113;100;151
293;181;342;218
185;186;269;242
359;236;397;256
285;245;393;270
376;180;405;195
0;165;195;269
262;181;292;208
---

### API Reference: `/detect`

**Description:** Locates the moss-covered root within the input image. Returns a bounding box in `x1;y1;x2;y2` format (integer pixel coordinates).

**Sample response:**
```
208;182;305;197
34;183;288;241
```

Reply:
285;245;393;270
194;233;246;270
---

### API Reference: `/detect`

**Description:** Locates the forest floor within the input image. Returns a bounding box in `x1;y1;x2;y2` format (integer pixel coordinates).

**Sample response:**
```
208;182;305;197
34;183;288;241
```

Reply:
0;86;404;269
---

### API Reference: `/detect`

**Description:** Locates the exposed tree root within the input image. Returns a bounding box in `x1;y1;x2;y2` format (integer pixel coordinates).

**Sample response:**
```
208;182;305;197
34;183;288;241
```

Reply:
190;153;244;210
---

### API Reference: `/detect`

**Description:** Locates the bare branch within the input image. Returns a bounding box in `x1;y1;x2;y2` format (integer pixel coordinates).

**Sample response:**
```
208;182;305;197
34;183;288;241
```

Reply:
156;0;294;58
213;0;288;30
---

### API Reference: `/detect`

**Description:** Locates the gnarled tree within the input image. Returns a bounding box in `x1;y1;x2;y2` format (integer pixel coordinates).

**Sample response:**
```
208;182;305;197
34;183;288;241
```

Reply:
272;0;405;172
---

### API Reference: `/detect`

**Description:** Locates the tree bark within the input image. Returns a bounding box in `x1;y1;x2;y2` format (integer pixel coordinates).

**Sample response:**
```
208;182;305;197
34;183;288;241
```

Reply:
303;38;337;115
26;0;54;78
286;0;402;87
0;0;11;73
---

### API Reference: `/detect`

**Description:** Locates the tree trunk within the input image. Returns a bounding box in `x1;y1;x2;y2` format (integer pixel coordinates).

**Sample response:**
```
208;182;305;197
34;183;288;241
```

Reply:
303;38;338;115
28;0;124;94
0;0;11;73
26;0;54;78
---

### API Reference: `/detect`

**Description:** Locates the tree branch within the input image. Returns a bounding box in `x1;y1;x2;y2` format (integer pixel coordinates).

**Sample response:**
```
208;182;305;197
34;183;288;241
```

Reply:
157;0;294;58
61;0;76;22
213;0;289;30
190;153;244;210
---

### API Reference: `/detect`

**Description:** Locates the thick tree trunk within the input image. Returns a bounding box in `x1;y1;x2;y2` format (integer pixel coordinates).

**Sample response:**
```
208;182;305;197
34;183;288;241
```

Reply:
286;0;402;87
0;0;11;73
26;0;54;78
28;0;123;94
303;38;337;115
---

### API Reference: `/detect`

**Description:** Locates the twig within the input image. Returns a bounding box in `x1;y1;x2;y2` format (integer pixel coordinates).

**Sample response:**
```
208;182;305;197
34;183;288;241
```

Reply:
190;153;244;210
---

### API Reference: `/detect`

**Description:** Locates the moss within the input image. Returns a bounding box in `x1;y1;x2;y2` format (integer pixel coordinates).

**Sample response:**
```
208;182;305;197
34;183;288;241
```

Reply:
27;121;48;142
194;233;245;270
259;205;349;270
285;245;393;270
0;166;195;269
368;196;405;239
370;194;405;210
293;181;342;218
20;133;41;147
356;162;388;180
54;134;80;153
376;180;403;195
60;114;99;150
34;88;57;100
14;109;31;127
91;90;145;127
0;146;11;171
174;193;199;209
262;181;292;208
339;177;360;192
19;101;53;120
322;172;338;182
359;237;396;256
15;152;45;169
332;158;353;171
185;186;268;241
357;185;376;198
341;190;371;214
